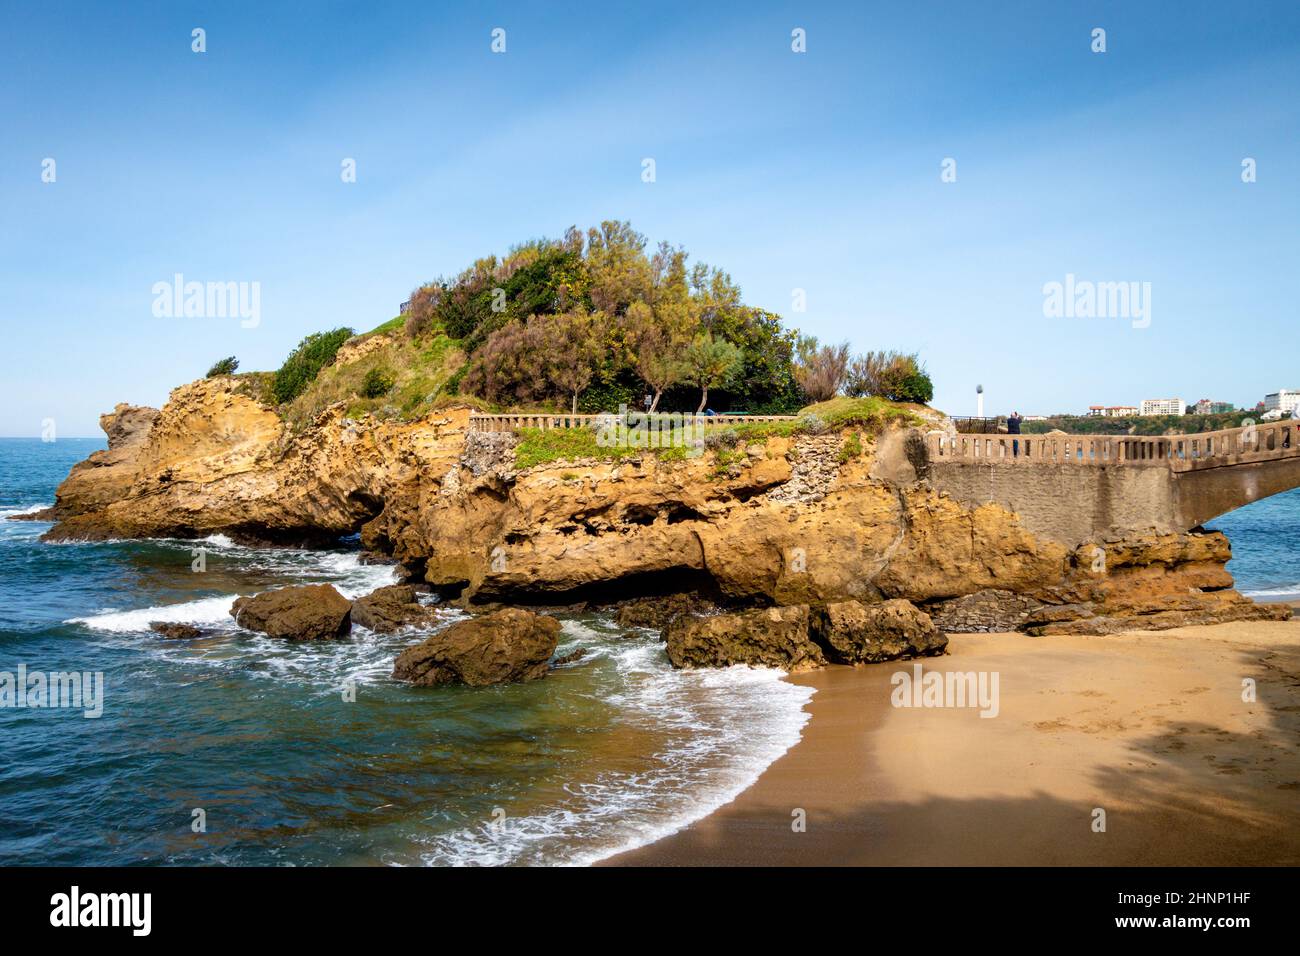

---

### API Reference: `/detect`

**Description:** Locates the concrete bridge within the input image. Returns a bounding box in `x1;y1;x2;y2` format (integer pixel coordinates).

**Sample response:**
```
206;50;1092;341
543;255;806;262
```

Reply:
924;420;1300;546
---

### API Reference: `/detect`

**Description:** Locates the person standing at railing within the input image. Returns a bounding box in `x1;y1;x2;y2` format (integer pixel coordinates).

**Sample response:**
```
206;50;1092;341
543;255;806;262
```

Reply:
1008;410;1023;457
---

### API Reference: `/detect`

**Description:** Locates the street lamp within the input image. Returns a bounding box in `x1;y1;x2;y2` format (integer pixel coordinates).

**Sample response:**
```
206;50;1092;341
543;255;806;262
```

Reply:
976;384;984;419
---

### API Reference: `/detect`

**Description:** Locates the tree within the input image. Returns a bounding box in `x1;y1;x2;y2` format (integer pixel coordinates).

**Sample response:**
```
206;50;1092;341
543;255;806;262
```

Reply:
793;336;850;402
624;301;687;412
683;332;743;414
847;350;934;404
206;356;238;378
585;221;652;315
460;319;550;407
540;309;607;414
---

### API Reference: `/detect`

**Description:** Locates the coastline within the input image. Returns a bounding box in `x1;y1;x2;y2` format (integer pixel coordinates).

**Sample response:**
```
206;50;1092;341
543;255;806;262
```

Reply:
604;620;1300;866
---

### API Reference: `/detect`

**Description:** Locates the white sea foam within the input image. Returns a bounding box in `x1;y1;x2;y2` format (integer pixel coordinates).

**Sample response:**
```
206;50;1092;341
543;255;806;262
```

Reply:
0;503;49;518
1241;584;1300;600
68;594;240;634
415;617;815;867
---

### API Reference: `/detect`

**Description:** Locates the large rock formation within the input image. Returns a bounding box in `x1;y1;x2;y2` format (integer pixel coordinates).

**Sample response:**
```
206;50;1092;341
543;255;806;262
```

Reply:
34;379;1291;663
230;584;352;640
41;377;471;545
392;608;561;686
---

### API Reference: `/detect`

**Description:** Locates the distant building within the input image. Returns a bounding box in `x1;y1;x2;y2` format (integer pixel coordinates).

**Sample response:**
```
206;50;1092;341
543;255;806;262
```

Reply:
1141;398;1186;416
1088;405;1139;418
1264;390;1300;416
1193;399;1234;415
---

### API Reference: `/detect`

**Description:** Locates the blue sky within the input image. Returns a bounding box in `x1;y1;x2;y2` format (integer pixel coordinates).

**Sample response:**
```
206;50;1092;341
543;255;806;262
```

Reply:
1;0;1297;435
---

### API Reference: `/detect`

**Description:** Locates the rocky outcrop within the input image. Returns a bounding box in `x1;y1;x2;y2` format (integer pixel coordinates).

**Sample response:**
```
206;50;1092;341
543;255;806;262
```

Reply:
39;378;1291;656
391;608;560;686
665;606;825;670
41;377;472;545
350;584;436;632
814;599;948;663
1025;592;1292;636
149;622;203;639
614;593;716;631
230;584;352;640
663;599;948;670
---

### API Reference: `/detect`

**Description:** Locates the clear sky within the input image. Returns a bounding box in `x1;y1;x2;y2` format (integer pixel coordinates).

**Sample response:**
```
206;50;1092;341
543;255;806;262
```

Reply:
2;0;1297;435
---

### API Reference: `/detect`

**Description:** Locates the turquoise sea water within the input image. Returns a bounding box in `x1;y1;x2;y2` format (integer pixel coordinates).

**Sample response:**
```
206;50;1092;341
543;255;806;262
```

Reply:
0;438;812;866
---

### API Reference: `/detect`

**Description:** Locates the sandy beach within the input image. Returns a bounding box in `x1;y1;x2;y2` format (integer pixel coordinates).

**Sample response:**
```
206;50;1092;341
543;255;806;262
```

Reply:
607;619;1300;866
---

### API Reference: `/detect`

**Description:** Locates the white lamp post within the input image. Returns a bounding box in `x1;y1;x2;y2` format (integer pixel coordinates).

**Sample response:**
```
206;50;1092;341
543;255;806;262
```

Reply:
976;384;984;419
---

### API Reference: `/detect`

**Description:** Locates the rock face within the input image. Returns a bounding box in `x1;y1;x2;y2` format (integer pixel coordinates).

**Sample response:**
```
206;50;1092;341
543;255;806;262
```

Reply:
350;584;435;632
41;377;472;544
230;584;352;640
815;599;948;663
665;606;825;671
392;608;561;686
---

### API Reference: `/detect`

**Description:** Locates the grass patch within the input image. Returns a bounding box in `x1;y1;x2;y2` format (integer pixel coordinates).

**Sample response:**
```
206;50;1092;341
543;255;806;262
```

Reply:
514;426;641;470
282;330;464;429
798;396;925;433
839;430;863;462
365;315;406;336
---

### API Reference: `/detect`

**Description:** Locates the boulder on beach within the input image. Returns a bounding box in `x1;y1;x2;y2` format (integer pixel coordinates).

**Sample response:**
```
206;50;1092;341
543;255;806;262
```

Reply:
230;583;352;641
814;599;948;663
351;584;436;633
614;592;715;631
392;608;560;687
149;621;204;639
665;605;825;670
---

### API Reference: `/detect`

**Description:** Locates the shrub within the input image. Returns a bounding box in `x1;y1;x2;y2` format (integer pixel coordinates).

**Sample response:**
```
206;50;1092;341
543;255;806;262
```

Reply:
793;337;850;402
403;285;442;339
206;356;239;378
360;366;395;398
271;328;354;405
847;351;933;404
896;370;934;404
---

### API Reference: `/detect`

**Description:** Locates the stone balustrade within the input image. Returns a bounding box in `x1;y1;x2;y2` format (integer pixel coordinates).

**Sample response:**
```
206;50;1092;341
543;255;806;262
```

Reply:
468;412;797;433
926;419;1299;470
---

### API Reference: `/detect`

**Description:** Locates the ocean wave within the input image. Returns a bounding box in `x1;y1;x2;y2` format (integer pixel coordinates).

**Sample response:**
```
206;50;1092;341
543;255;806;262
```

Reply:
68;594;241;634
1241;585;1300;600
415;617;815;867
0;503;49;518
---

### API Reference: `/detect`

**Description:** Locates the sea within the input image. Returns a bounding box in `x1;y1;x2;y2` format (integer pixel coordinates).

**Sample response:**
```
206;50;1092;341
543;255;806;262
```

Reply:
0;437;813;866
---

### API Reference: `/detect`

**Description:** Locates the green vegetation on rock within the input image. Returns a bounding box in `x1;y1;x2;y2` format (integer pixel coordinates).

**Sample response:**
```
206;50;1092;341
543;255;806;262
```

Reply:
272;328;354;405
206;356;239;378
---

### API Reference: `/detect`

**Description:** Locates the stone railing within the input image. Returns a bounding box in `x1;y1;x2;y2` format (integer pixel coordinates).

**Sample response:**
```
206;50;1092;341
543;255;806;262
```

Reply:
927;419;1299;469
467;412;797;433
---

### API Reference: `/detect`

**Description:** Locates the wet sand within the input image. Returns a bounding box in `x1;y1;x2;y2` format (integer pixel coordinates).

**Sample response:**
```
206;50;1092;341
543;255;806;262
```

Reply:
606;620;1300;866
